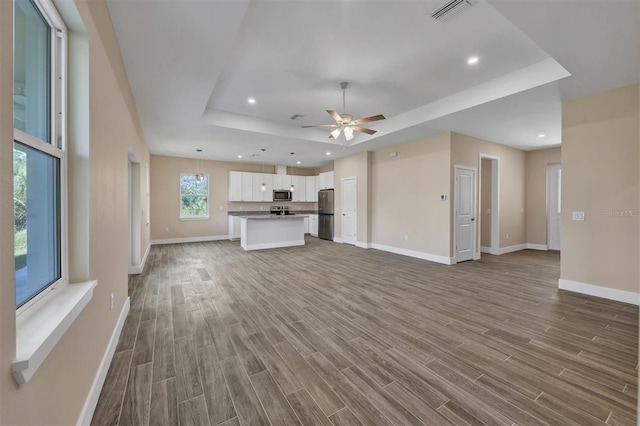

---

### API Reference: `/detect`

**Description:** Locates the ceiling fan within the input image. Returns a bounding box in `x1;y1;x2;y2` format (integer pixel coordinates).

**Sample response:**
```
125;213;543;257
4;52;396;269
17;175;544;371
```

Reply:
302;82;385;141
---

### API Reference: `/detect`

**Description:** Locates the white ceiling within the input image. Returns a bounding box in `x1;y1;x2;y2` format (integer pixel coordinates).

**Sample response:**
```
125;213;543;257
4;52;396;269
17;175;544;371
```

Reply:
106;0;638;168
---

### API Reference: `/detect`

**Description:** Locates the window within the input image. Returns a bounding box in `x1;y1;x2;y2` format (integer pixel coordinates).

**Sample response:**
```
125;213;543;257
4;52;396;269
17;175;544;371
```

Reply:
14;0;67;310
180;173;209;219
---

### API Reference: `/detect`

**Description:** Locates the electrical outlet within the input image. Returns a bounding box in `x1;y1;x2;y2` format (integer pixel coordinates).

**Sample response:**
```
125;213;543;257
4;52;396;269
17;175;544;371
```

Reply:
572;211;585;221
165;227;169;233
506;232;509;240
110;293;114;310
440;194;446;201
404;234;409;241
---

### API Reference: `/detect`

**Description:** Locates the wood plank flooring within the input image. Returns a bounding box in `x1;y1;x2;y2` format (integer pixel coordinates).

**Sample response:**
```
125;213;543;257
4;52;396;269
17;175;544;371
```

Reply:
91;237;638;426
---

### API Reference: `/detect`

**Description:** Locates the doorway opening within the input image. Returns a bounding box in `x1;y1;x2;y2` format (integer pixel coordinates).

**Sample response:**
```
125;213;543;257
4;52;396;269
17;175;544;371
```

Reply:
341;177;357;245
547;163;561;250
128;151;141;273
478;154;500;256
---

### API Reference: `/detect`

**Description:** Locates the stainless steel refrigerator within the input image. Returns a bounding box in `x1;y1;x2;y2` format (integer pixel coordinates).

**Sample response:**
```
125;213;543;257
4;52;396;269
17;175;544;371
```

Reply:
318;189;334;241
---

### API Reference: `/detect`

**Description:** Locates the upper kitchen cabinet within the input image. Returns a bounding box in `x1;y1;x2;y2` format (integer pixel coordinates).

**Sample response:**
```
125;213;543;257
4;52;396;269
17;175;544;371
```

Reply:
318;171;334;190
305;176;318;202
291;175;306;202
229;171;243;201
254;173;274;202
241;172;254;201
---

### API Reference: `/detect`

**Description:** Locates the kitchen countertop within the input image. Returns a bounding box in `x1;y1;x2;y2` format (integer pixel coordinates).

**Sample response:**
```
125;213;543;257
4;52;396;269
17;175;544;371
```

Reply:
239;215;305;220
228;210;319;216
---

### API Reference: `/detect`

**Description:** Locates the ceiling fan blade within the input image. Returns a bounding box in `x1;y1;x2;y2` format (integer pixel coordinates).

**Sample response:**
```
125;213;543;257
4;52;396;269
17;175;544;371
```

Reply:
351;114;385;125
330;128;343;139
301;124;339;128
352;125;376;135
327;110;342;123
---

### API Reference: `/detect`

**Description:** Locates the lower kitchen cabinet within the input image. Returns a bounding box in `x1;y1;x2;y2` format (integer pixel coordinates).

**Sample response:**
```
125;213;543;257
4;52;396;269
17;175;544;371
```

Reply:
308;214;318;237
228;215;241;240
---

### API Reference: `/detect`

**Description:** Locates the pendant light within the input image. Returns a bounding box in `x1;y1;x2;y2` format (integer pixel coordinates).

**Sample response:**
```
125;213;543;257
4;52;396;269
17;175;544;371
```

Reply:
260;148;266;191
195;149;204;183
290;152;295;192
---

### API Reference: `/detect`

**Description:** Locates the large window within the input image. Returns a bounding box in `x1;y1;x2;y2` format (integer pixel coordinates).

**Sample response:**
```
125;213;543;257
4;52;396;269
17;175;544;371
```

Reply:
14;0;66;310
180;173;209;219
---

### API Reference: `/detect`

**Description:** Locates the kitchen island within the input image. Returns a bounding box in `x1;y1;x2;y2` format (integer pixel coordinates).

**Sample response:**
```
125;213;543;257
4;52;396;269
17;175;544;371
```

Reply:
239;215;305;251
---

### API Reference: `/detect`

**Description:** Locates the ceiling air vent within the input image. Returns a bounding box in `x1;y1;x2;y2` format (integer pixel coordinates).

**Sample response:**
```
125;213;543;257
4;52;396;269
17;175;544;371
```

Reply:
431;0;477;22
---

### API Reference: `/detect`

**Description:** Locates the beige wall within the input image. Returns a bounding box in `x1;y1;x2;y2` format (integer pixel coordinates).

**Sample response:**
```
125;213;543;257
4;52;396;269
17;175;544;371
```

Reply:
561;84;639;294
333;151;372;244
0;0;151;423
525;147;561;246
371;133;452;257
451;132;527;256
480;158;492;247
150;155;317;240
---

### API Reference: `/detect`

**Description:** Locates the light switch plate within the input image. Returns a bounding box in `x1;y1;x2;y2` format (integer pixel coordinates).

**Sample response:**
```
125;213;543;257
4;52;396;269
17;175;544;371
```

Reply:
572;211;585;221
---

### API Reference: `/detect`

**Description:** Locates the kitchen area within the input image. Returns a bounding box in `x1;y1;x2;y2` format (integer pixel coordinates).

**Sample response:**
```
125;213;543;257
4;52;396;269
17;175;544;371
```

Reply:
228;169;334;250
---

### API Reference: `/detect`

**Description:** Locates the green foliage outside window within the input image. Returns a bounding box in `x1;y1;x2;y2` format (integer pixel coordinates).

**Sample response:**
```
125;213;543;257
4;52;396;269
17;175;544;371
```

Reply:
180;173;209;218
14;148;27;270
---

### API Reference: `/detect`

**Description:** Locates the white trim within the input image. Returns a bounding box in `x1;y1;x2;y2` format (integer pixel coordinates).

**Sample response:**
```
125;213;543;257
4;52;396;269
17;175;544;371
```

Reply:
480;246;492;253
151;235;228;245
559;279;639;306
526;243;549;251
242;240;305;251
497;243;527;255
371;243;454;265
128;243;150;274
355;241;372;249
12;280;97;384
547;163;562;251
341;176;357;246
333;237;344;243
77;297;130;426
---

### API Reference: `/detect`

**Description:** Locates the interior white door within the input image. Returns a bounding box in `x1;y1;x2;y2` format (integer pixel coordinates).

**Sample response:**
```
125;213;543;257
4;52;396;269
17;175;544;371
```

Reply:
341;177;357;245
455;167;476;262
548;163;561;250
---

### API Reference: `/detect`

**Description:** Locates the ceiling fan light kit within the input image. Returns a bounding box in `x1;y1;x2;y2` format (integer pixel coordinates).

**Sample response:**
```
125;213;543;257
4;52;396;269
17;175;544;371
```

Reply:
302;81;385;142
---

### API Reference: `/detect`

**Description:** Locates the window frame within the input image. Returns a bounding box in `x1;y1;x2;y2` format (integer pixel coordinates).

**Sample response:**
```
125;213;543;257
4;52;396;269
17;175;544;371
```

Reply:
14;0;68;316
179;173;210;220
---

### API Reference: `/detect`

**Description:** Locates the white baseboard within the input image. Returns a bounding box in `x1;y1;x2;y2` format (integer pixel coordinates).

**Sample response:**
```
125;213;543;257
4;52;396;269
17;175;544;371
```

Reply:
559;279;639;306
77;297;130;425
480;246;491;253
242;240;305;251
526;243;549;251
371;243;454;265
128;243;150;274
355;241;372;249
498;243;527;255
150;235;229;245
333;237;343;243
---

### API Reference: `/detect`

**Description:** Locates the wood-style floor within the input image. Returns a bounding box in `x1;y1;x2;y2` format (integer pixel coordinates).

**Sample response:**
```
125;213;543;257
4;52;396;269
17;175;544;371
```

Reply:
92;237;638;426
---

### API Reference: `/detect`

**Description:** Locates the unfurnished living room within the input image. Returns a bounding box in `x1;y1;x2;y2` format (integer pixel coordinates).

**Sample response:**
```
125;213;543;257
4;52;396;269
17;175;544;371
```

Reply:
1;0;638;425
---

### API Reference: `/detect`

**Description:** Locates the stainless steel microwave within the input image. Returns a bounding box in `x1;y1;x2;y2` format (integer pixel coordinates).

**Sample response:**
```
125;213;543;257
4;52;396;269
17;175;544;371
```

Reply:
273;189;292;201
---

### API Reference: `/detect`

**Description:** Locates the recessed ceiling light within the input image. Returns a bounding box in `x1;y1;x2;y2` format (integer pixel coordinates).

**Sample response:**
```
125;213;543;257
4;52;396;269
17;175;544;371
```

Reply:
467;56;479;65
296;161;301;164
538;134;545;138
248;98;256;104
237;155;242;158
326;152;331;156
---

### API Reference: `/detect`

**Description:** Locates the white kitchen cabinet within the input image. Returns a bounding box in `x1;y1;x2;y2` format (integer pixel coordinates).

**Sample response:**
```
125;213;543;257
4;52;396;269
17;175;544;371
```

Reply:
318;171;335;190
253;173;274;202
303;216;309;234
273;174;284;190
305;176;317;202
241;172;254;201
291;175;306;202
228;215;241;240
229;171;243;202
308;214;318;236
282;175;292;190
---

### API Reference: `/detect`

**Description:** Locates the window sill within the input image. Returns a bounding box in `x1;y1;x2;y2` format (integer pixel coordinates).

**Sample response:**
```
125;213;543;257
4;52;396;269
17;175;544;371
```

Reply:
12;280;97;385
179;216;210;221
